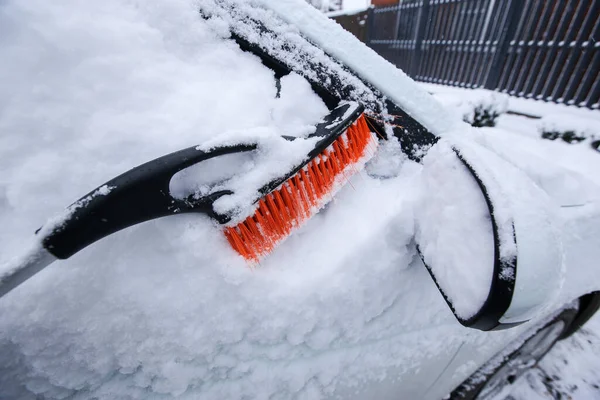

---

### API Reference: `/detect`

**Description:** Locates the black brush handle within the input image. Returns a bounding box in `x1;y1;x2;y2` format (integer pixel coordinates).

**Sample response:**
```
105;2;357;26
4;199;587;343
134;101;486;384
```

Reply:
42;144;256;259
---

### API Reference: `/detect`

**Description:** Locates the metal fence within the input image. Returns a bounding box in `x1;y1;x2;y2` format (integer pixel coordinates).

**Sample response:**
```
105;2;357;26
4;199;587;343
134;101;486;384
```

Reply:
363;0;600;109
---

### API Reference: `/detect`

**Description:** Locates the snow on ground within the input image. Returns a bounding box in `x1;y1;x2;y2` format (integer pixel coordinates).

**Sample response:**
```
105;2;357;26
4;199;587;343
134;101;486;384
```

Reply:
421;82;600;124
431;89;509;127
538;113;599;143
489;311;600;400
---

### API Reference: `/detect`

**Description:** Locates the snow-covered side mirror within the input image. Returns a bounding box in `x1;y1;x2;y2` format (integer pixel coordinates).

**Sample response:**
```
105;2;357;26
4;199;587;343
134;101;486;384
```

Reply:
416;138;564;331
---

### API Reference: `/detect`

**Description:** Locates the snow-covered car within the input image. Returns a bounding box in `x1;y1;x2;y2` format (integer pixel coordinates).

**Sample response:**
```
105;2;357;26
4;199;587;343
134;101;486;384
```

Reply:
1;1;599;399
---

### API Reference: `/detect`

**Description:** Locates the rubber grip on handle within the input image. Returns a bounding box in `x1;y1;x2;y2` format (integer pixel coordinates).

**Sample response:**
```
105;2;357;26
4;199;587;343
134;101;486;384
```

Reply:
42;144;256;259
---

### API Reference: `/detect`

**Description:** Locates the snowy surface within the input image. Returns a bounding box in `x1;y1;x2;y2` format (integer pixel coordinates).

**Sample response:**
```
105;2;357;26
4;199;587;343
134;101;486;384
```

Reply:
421;82;600;123
0;1;599;399
489;312;600;400
0;1;451;398
429;88;509;126
538;114;599;141
416;140;495;319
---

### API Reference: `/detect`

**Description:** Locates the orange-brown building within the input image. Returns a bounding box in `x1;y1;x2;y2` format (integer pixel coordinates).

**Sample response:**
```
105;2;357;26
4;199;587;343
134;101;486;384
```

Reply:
371;0;399;5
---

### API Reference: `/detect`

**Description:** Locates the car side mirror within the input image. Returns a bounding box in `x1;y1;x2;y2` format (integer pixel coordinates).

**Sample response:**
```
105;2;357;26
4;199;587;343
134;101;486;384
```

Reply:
416;138;564;331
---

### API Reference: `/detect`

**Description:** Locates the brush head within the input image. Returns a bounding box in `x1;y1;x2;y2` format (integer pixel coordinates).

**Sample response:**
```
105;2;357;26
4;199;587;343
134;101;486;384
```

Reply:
224;103;377;262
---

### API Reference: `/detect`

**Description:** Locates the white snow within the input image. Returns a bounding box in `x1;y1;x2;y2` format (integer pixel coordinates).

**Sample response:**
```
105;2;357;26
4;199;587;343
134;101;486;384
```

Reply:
0;0;599;399
518;312;600;399
415;130;566;322
170;151;257;201
423;85;509;126
421;82;600;124
538;113;599;141
507;95;600;119
195;127;321;219
416;139;495;320
0;1;448;399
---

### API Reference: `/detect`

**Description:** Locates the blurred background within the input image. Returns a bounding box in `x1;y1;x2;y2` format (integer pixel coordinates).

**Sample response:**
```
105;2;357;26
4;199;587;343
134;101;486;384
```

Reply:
307;0;599;111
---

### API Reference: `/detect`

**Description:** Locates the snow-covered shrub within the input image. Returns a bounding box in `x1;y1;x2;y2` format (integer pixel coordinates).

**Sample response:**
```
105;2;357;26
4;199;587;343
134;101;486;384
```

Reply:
433;89;509;128
462;90;509;127
539;114;599;145
468;103;501;127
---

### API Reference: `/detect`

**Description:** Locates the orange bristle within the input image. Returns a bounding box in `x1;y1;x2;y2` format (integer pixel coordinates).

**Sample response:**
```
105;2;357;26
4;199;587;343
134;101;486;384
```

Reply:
224;114;376;262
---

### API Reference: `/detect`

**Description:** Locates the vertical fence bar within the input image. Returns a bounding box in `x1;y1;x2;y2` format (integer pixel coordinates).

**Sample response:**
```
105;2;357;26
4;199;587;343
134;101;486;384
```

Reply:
530;0;571;99
575;11;600;106
475;0;500;87
570;6;600;105
467;0;491;87
484;0;522;90
584;68;600;109
498;0;534;93
438;0;463;85
419;3;438;82
411;0;431;77
427;1;444;83
446;0;474;86
464;0;491;87
427;1;446;83
509;0;548;97
366;6;375;48
576;52;600;107
446;0;476;86
456;0;480;87
556;1;599;104
521;0;564;98
540;1;585;101
549;1;589;102
478;0;508;86
518;0;554;96
452;0;478;86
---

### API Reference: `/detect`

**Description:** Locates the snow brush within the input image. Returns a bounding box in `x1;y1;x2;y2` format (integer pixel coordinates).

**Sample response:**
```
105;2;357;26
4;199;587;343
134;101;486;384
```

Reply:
224;107;375;262
0;102;376;298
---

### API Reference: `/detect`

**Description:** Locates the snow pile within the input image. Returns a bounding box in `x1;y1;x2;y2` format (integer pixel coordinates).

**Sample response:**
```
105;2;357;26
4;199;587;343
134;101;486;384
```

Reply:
431;89;509;127
365;136;406;179
539;114;599;143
